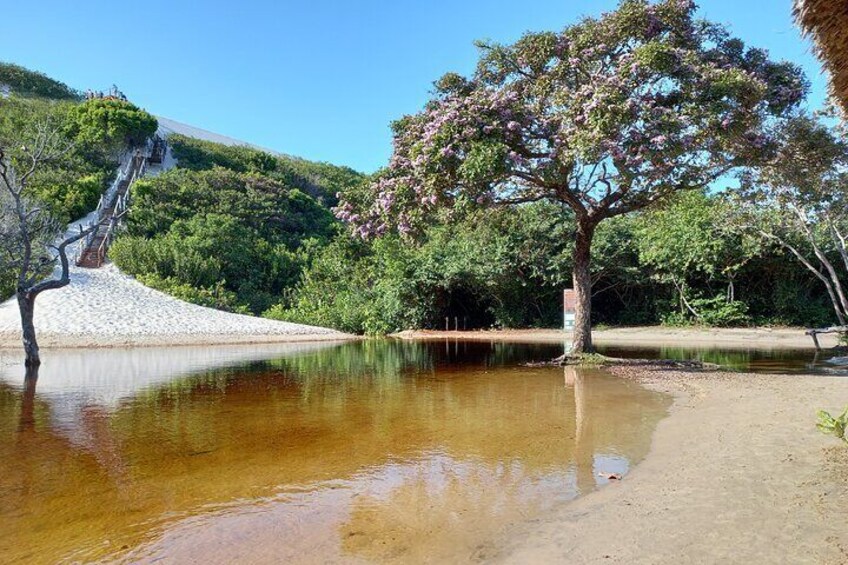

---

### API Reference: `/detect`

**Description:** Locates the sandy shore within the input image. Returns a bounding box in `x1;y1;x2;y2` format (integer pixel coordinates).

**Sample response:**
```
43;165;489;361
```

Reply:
394;327;835;349
0;265;354;349
481;366;848;564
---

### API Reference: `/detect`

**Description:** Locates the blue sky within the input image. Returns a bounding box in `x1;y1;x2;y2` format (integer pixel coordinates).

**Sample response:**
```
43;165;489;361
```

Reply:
0;1;828;173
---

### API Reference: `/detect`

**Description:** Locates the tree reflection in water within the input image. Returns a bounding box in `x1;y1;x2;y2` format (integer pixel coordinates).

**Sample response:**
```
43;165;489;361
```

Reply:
0;341;669;564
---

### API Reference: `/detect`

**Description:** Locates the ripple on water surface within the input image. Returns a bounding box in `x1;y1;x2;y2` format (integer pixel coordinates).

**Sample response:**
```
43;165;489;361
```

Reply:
0;340;669;563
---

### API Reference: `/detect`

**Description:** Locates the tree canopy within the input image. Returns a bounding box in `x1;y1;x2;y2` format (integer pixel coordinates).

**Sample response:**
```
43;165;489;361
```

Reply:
68;98;159;155
336;0;806;351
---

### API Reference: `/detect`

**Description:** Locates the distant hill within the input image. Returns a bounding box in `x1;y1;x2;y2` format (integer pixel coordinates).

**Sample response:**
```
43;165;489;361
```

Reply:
0;62;80;100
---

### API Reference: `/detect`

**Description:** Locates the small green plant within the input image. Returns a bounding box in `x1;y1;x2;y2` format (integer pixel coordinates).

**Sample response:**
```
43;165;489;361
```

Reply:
816;407;848;445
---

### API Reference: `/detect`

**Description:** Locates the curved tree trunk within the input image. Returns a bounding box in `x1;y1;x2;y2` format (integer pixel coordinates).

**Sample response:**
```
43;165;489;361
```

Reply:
14;227;93;367
571;220;595;354
17;292;39;366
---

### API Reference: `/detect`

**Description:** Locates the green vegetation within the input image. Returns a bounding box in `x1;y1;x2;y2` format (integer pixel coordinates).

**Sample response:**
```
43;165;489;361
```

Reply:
267;204;574;333
0;65;157;303
817;407;848;445
268;191;832;335
69;98;158;156
0;97;109;225
110;158;355;314
0;62;80;100
168;134;362;206
1;57;836;340
335;0;806;352
0;94;157;227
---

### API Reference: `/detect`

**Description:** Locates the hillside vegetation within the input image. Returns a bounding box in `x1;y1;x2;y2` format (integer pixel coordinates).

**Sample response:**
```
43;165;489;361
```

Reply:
110;136;364;314
0;62;80;100
114;131;832;332
0;68;157;300
168;134;361;206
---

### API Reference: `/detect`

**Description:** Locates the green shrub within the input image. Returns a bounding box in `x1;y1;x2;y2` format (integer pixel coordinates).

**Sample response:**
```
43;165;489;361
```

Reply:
168;134;364;205
113;168;335;315
817;407;848;445
135;273;250;314
68;98;158;153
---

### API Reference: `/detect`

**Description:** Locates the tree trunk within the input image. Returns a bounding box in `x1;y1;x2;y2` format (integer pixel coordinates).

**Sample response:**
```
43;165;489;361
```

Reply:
16;292;39;366
571;220;595;354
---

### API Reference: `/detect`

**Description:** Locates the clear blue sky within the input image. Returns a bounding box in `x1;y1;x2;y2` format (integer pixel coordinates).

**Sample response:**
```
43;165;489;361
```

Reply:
0;1;828;173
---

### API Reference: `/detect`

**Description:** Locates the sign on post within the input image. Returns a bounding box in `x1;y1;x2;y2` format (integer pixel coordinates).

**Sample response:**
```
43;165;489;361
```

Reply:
563;289;576;330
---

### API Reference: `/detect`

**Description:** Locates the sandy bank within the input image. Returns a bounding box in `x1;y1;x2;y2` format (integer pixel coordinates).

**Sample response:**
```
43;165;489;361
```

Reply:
393;326;835;349
481;367;848;564
0;265;354;349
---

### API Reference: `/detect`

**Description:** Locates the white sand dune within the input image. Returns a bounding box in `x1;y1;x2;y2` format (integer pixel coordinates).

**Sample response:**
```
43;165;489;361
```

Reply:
0;119;351;350
156;116;293;158
0;264;352;348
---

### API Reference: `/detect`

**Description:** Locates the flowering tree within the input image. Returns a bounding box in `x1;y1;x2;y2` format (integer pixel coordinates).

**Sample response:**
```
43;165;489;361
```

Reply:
337;0;805;352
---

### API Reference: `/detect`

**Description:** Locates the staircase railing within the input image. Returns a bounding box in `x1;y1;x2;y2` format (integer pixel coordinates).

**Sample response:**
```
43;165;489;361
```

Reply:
74;139;160;267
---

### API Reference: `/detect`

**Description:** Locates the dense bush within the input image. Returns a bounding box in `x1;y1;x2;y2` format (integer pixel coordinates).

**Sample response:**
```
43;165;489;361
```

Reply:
134;273;251;314
269;193;834;334
0;62;80;100
68;98;158;155
269;204;576;334
0;268;14;301
112;168;336;313
168;134;363;206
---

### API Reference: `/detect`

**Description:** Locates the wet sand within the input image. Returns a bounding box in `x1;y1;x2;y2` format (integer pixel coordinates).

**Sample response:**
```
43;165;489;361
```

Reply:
394;327;835;349
484;367;848;564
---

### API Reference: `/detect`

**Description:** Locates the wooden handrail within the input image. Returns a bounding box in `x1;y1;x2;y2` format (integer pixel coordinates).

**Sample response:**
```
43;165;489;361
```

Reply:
75;138;160;267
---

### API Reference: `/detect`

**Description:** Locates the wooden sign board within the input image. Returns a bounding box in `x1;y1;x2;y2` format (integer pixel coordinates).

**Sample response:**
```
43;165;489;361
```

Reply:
563;289;576;329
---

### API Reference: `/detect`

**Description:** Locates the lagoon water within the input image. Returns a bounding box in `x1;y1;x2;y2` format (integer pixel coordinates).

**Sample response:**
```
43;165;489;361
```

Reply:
0;340;669;563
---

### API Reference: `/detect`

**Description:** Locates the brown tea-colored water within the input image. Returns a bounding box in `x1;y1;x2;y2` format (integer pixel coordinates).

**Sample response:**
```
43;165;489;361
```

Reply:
0;341;669;564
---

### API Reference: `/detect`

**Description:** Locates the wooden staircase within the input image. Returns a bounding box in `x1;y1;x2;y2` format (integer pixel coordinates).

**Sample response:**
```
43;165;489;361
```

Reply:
76;150;148;269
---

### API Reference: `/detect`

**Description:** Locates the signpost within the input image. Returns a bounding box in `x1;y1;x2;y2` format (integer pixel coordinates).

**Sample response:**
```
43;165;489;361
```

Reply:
563;289;576;330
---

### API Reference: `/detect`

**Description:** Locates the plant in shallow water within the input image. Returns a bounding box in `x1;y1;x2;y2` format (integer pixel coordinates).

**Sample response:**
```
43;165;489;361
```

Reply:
817;407;848;444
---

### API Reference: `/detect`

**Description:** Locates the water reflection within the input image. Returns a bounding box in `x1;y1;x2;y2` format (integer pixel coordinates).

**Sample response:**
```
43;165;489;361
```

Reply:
595;344;841;373
0;341;668;564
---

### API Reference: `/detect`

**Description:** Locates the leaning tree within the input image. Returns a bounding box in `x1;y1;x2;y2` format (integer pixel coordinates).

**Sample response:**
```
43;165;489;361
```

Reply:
737;114;848;327
0;123;94;366
337;0;805;352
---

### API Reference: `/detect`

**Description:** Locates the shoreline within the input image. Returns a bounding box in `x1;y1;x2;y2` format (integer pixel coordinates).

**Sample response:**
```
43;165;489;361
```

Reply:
0;331;358;350
393;326;835;350
0;325;834;351
0;264;357;351
481;365;848;563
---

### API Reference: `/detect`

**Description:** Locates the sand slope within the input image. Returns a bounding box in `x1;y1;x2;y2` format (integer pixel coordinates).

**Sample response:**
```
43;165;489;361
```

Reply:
0;265;351;348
